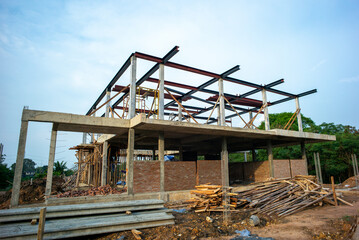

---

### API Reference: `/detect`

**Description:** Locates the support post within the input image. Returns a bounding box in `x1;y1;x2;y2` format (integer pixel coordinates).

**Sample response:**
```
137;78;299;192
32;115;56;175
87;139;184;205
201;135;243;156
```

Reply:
251;149;256;162
316;152;323;184
159;64;164;120
159;132;165;196
37;207;46;240
91;111;96;143
249;111;254;129
101;141;108;186
178;100;182;121
11;119;29;207
82;132;87;144
244;152;247;162
126;129;135;195
314;153;319;182
218;78;225;126
352;154;358;189
129;56;137;119
179;145;183;161
295;97;303;132
45;123;58;197
267;140;274;178
221;137;230;224
300;142;308;174
261;89;270;130
105;90;111;118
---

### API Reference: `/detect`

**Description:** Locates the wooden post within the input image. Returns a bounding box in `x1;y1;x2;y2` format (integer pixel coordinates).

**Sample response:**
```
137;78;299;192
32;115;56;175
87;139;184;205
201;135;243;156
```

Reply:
126;129;135;195
45;123;58;197
37;207;46;240
11;119;29;207
330;176;338;206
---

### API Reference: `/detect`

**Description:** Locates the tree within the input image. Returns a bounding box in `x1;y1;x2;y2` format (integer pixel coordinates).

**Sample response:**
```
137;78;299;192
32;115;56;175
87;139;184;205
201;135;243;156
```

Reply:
54;161;67;176
11;158;36;177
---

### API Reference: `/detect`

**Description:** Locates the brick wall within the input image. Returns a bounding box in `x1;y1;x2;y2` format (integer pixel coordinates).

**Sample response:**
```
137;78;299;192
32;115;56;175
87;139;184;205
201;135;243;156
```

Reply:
229;159;308;183
274;160;291;178
164;161;196;191
290;159;308;176
197;160;222;185
133;161;160;193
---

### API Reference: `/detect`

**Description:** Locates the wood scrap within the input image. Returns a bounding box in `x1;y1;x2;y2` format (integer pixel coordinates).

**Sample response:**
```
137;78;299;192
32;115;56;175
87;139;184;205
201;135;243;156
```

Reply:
186;176;353;218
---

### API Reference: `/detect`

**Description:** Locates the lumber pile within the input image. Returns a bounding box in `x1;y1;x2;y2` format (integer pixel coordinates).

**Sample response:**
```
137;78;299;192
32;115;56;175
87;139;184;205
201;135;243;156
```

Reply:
56;185;125;198
186;184;239;212
187;176;352;217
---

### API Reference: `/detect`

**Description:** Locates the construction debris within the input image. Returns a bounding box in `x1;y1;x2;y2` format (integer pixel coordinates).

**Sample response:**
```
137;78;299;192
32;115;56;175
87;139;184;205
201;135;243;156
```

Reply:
186;176;352;217
56;185;126;198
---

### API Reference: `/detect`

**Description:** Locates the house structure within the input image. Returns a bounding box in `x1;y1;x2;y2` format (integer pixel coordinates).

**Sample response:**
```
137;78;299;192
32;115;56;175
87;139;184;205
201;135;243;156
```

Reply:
10;46;336;207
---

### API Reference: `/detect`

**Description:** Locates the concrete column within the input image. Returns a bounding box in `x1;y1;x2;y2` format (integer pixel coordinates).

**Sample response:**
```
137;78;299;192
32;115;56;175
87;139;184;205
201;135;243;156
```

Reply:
179;145;183;161
126;129;135;195
313;153;319;182
221;137;229;187
301;142;308;174
152;149;156;160
91;111;96;143
316;152;323;184
218;78;225;126
105;90;111;118
82;133;87;144
244;152;247;162
249;111;254;129
101;141;108;186
261;89;270;130
159;132;165;194
217;106;221;125
251;149;256;162
178;101;182;121
45;123;58;197
129;56;137;119
159;64;164;120
267;140;274;178
295;97;303;132
10;120;29;207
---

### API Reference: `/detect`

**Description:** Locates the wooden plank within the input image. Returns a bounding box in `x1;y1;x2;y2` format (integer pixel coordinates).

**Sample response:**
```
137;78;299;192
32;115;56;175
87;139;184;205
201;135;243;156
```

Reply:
37;208;46;240
330;176;338;206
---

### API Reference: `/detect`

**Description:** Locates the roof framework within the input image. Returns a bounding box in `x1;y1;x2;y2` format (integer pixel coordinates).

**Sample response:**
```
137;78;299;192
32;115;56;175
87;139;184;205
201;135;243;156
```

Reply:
86;46;316;127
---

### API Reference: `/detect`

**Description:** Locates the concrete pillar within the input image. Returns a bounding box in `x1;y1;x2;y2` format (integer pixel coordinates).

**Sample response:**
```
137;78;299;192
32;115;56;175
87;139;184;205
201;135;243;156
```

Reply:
316;152;323;184
129;56;137;119
101;141;108;186
178;101;182;121
10;120;29;207
159;132;165;194
82;132;87;144
126;129;135;195
105;90;111;118
295;97;303;132
179;145;183;161
91;111;96;143
301;142;308;174
251;149;256;162
218;78;225;126
152;149;156;160
244;152;247;162
313;153;319;182
267;140;274;178
217;106;221;125
221;137;230;223
45;123;58;197
249;111;254;129
159;64;164;120
261;89;270;130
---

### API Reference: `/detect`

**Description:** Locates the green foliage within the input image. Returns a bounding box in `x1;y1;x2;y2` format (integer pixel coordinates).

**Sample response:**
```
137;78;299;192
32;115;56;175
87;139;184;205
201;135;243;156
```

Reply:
64;169;74;176
229;152;253;162
257;113;359;183
10;158;36;177
54;161;67;176
0;163;13;190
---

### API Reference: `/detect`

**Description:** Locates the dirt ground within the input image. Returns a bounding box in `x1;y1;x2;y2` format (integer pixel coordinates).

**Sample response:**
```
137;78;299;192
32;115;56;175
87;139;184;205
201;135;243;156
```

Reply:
91;192;359;240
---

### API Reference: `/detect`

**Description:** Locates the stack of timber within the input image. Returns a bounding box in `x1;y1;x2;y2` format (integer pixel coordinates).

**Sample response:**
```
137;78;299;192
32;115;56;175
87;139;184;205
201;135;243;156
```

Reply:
0;199;174;239
186;184;239;212
187;176;353;217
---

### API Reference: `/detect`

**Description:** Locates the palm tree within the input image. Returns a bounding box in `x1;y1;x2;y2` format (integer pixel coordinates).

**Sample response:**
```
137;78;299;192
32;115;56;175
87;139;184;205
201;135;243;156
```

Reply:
54;161;67;175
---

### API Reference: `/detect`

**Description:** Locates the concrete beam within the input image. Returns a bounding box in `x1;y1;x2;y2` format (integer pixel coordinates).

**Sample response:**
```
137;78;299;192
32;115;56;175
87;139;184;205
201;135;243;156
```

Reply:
129;56;137;119
262;89;270;130
159;64;164;120
126;129;135;195
10;119;29;207
101;141;108;186
45;123;58;197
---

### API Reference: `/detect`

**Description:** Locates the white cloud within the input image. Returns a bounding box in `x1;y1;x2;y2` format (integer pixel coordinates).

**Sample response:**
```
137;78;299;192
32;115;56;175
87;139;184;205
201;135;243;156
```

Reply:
340;75;359;83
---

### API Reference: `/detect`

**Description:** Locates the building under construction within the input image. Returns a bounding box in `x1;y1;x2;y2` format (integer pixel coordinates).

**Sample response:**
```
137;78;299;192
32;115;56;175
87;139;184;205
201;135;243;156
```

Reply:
10;46;336;207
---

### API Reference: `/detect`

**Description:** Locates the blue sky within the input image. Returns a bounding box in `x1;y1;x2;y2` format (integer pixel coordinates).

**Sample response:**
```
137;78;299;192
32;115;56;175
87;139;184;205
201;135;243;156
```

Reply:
0;0;358;168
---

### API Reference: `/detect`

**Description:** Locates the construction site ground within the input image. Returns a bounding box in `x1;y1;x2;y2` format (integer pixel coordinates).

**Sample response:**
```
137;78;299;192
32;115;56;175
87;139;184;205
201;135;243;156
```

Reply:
91;192;359;240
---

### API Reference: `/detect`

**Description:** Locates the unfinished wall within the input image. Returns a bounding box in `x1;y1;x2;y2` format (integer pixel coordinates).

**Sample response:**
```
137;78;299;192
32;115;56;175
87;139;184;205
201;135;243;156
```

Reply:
133;161;160;193
197;160;222;185
164;161;196;191
229;159;308;183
